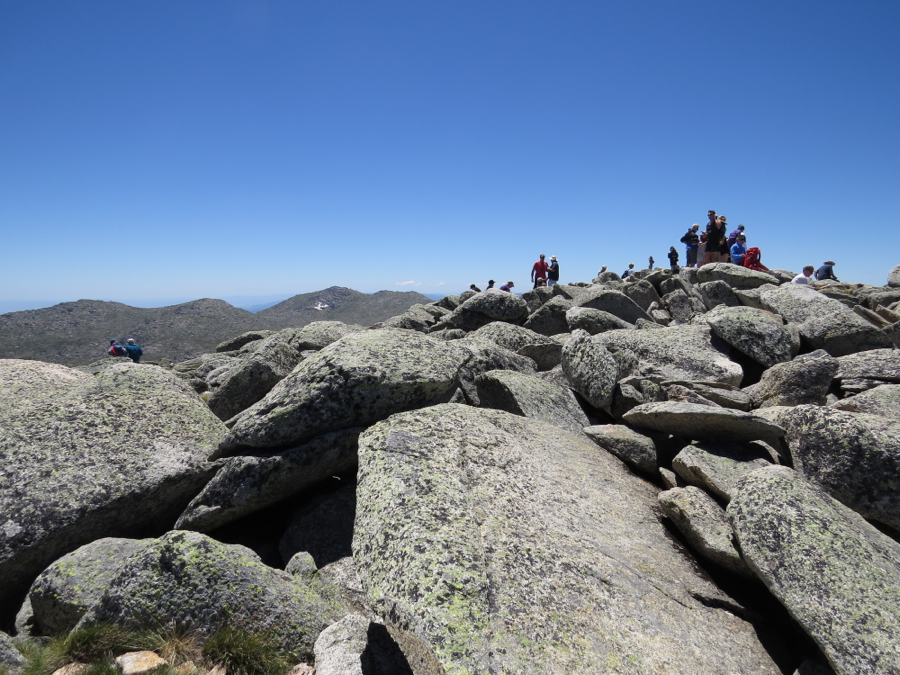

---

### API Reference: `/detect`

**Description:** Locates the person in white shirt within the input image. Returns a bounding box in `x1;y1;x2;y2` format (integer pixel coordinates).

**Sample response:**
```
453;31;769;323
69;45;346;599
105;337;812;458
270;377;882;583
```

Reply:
792;265;815;284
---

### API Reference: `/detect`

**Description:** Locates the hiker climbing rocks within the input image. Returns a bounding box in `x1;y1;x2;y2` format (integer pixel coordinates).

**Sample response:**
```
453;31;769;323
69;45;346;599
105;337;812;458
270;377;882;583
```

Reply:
124;338;143;363
500;281;515;292
531;254;550;288
622;263;635;278
470;284;482;292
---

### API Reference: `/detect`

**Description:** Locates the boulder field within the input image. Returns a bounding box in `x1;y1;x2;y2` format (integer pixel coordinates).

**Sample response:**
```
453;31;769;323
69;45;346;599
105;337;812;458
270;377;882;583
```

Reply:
3;263;900;675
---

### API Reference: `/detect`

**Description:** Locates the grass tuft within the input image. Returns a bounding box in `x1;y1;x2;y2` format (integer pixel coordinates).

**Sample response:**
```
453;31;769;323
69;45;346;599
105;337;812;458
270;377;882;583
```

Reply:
201;626;292;675
62;624;135;662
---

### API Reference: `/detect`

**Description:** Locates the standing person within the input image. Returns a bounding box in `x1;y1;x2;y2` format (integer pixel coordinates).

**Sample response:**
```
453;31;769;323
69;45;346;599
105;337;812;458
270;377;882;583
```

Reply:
730;235;748;266
499;281;515;292
124;338;143;363
717;216;732;262
793;265;815;284
697;231;708;266
622;263;635;278
727;224;746;248
680;224;700;268
531;254;550;288
547;256;560;286
667;247;679;272
107;339;126;357
486;280;495;290
816;261;839;281
705;212;726;264
648;256;655;268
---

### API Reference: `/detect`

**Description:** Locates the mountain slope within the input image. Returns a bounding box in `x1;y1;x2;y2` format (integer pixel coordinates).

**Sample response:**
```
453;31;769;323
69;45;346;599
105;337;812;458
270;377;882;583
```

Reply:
0;287;434;366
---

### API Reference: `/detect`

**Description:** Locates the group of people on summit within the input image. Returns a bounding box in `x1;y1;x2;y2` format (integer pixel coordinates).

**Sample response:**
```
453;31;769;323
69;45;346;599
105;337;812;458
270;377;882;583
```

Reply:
108;338;142;362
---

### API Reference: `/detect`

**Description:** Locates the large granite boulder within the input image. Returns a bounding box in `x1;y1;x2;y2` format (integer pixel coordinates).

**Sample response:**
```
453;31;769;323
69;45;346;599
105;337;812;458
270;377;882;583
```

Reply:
27;537;149;636
623;402;785;443
469;322;558;352
216;330;471;456
286;322;365;351
459;289;529;322
454;338;537;405
207;336;304;421
798;310;892;356
215;330;276;352
759;283;847;324
0;632;25;675
564;306;633;334
661;289;700;324
622;279;661;311
0;360;224;612
77;531;340;662
657;487;752;577
835;348;900;386
888;265;900;288
474;370;589;434
728;466;900;675
353;404;779;674
780;405;900;530
746;350;838;408
522;296;573;336
698;280;740;310
591;325;743;385
560;332;619;409
704;306;797;367
573;287;652;324
176;428;362;532
697;263;778;289
830;384;900;421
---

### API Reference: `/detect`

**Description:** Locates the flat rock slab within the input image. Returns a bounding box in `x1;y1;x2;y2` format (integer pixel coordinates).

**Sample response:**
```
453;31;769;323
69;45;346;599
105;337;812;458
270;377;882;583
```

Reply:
729;466;900;675
623;401;786;443
591;325;744;385
671;442;774;502
697;263;779;289
583;424;681;473
573;287;652;324
176;428;362;532
78;531;340;663
353;404;779;675
835;348;900;383
760;284;848;324
830;384;900;421
658;487;752;577
747;350;838;408
780;405;900;530
475;370;589;434
0;360;224;611
216;329;472;455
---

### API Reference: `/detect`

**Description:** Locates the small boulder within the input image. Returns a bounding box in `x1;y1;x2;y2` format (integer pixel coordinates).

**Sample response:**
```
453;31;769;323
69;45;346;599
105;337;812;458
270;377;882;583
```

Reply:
704;306;798;367
0;631;26;675
459;289;529;322
830;384;900;421
573;287;652;324
522;296;573;336
888;265;900;288
698;280;740;310
115;652;167;675
672;441;773;503
564;306;633;334
583;424;682;473
623;402;786;443
560;332;619;409
746;350;838;408
475;370;589;434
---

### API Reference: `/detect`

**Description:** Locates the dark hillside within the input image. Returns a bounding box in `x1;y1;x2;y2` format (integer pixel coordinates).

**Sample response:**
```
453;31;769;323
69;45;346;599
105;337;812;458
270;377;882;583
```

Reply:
256;286;433;327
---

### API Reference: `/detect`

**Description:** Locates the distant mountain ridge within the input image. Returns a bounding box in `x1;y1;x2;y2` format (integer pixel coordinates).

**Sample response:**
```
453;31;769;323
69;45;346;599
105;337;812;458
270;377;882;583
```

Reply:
0;287;432;366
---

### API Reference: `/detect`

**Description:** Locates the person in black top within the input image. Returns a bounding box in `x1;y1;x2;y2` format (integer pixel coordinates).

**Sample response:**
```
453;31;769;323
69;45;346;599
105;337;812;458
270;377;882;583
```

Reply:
548;256;560;286
816;261;839;282
470;284;482;292
486;280;495;289
705;211;726;264
668;247;679;272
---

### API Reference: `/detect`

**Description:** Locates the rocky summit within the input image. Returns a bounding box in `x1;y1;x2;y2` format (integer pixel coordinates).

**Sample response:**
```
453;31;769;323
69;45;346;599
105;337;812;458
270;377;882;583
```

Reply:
2;263;900;675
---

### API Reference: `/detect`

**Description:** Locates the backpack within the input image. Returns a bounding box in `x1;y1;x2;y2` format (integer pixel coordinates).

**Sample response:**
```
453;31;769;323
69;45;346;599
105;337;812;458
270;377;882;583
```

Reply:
742;247;762;270
108;343;126;357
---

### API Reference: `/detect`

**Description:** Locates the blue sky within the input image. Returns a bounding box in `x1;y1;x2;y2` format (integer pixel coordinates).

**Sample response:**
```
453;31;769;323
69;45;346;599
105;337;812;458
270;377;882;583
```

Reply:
2;0;898;311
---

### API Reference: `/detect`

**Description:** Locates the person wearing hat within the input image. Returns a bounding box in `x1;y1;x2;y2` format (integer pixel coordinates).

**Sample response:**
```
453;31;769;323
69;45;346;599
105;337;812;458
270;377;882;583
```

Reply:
705;210;726;264
124;338;143;363
499;281;515;292
622;263;636;278
816;261;839;282
531;253;550;289
107;339;126;357
547;256;560;286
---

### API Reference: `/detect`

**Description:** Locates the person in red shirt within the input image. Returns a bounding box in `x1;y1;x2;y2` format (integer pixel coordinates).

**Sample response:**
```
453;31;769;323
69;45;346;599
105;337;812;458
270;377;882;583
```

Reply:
531;254;550;289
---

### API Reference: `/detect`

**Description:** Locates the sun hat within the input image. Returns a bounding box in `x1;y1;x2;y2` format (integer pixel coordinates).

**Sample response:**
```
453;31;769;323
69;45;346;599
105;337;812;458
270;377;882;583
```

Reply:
550;256;557;261
127;339;135;344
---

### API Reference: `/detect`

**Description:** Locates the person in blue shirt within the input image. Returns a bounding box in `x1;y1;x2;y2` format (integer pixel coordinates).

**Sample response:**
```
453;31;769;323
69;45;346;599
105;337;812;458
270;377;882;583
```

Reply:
124;338;143;363
730;236;748;266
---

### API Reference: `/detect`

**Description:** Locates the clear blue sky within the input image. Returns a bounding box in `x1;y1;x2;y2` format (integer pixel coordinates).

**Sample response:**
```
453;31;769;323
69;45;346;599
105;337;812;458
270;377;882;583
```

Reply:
2;0;898;310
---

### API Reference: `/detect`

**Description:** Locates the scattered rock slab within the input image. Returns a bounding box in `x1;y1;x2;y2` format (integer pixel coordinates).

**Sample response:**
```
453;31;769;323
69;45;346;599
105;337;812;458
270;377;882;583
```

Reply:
560;332;618;409
835;348;900;383
573;287;652;324
728;466;900;675
475;370;589;434
745;349;838;408
565;306;633;334
830;383;900;421
623;402;786;443
704;306;797;367
176;428;361;532
353;404;780;675
522;296;573;336
216;330;276;353
583;424;682;473
658;487;752;577
780;405;900;530
672;442;774;502
697;263;778;289
0;631;26;675
216;329;471;455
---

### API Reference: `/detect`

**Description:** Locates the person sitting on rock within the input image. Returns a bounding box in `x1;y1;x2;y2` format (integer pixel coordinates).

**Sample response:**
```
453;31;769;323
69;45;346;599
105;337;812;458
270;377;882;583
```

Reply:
107;339;127;357
741;246;772;274
531;254;550;289
816;260;839;282
622;263;635;278
124;338;143;363
730;235;748;266
598;265;607;275
470;284;482;293
500;281;515;292
792;265;815;284
486;280;495;290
